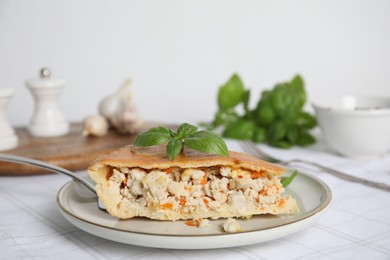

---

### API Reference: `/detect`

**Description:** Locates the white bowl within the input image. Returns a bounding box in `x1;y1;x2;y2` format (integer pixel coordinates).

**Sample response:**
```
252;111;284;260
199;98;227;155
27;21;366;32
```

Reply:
312;96;390;159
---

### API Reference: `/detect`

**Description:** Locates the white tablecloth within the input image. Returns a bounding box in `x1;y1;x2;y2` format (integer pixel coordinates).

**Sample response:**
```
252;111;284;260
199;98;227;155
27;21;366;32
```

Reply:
1;135;390;260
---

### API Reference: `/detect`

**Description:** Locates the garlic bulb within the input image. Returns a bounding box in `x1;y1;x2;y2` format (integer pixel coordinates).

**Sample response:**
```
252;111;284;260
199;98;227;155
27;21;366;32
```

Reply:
98;78;143;134
83;115;109;137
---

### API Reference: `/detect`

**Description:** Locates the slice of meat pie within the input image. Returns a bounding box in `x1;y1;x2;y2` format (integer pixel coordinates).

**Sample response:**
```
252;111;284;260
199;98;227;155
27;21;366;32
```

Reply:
88;145;299;221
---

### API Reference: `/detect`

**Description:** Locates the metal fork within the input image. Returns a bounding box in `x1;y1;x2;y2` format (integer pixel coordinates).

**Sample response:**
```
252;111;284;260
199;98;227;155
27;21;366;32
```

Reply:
0;153;97;195
239;141;390;192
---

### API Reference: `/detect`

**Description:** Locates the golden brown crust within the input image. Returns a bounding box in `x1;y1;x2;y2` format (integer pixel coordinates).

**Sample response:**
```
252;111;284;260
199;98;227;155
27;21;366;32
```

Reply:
88;145;286;176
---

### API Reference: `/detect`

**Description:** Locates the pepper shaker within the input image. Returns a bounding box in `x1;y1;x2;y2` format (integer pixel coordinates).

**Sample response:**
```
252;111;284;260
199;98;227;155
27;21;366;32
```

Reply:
0;88;18;151
26;68;69;137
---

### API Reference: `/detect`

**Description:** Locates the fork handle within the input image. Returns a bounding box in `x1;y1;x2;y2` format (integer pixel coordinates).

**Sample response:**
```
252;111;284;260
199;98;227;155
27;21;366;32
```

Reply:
0;153;96;195
282;159;390;192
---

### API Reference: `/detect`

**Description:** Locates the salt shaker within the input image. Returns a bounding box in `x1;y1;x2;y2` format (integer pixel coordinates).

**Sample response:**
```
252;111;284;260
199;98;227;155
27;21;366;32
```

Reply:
26;68;69;137
0;88;18;151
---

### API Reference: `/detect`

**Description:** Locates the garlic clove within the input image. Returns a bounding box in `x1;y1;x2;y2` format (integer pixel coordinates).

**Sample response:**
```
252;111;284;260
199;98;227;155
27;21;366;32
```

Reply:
112;113;144;134
98;78;132;119
83;115;109;137
98;95;119;119
98;78;143;134
116;78;133;102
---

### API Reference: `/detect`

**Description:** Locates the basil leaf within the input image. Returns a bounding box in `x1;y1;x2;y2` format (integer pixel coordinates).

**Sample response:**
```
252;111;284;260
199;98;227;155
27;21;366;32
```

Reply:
222;119;256;140
290;75;306;109
271;84;288;117
267;121;287;141
296;131;316;146
252;127;266;143
166;138;183;160
217;109;239;126
281;170;298;187
243;89;251;116
254;101;275;126
269;140;293;149
298;112;317;129
286;125;299;143
283;110;300;125
134;127;173;147
200;109;239;131
184;131;229;156
177;123;198;137
218;74;245;109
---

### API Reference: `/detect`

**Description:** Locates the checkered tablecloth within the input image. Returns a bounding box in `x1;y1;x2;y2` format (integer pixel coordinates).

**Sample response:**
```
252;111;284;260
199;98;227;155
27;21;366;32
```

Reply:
1;136;389;259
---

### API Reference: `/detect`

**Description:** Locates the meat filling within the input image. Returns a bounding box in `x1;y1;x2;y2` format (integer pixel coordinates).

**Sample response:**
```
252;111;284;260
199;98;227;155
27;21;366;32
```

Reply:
106;166;288;220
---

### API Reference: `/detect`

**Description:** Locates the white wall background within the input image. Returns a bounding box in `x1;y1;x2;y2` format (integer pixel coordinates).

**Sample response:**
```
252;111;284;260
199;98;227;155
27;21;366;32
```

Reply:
1;0;390;127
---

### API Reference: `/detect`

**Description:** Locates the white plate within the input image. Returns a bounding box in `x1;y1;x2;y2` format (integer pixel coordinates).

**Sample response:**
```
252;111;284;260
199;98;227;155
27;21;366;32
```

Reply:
57;171;332;249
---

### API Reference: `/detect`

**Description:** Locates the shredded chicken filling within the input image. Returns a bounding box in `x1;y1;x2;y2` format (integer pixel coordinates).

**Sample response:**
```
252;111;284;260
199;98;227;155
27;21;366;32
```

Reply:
106;166;287;217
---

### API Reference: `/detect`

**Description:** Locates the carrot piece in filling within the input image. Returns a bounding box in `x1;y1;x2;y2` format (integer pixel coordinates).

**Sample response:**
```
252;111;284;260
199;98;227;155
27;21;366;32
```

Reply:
260;187;268;196
251;171;265;179
185;219;200;227
179;197;186;207
200;173;208;185
159;203;173;209
278;198;286;208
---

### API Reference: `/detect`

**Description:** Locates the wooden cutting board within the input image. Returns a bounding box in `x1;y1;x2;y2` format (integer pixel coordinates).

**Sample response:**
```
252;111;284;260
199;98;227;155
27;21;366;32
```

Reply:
0;122;175;175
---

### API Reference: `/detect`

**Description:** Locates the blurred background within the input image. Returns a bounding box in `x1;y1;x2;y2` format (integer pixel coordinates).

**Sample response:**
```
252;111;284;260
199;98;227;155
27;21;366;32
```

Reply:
1;0;389;127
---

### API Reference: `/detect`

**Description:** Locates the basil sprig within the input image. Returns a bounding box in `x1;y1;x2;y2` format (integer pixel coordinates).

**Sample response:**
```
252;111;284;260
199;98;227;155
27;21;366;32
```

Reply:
202;74;317;148
134;123;229;160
